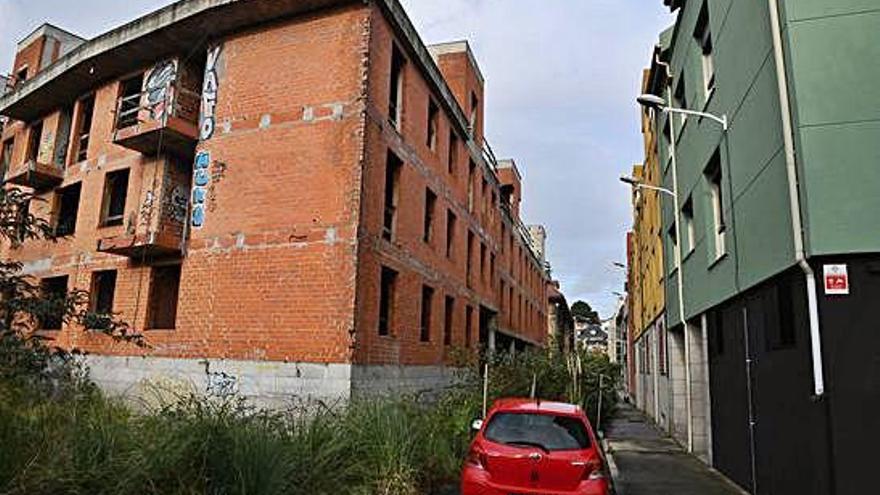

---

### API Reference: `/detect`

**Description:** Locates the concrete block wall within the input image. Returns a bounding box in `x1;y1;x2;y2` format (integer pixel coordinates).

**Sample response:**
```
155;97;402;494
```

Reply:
668;328;688;445
688;321;711;462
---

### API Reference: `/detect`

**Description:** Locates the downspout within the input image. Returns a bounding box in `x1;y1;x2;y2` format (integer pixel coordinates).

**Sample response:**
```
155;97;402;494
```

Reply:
768;0;825;397
656;54;694;452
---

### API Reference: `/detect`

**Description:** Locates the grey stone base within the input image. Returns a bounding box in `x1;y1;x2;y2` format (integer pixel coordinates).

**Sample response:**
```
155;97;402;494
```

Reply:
84;355;461;409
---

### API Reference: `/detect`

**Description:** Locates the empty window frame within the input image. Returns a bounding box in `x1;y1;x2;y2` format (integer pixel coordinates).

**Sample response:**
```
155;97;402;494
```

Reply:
444;296;454;346
467;160;476;213
146;264;181;329
54;182;82;237
90;270;117;315
378;266;397;336
423;188;437;243
466;230;474;287
465;305;473;348
705;151;726;260
389;44;406;130
40;275;69;330
481;177;488;218
448;131;458;174
25;120;43;162
469;92;479;133
427;99;439;151
74;94;96;163
446;210;456;259
101;169;129;227
490;253;496;288
117;73;145;129
682;196;695;254
15;66;28;87
420;285;434;342
1;138;14;178
383;151;403;240
694;3;715;97
480;242;487;281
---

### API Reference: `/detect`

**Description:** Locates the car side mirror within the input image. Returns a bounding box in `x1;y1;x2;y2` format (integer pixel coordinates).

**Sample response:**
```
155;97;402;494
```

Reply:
471;419;484;432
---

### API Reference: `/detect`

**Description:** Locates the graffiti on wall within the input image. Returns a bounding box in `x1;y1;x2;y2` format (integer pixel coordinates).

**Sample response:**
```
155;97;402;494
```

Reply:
200;45;222;140
169;185;189;224
144;59;177;120
191;151;210;228
190;44;223;229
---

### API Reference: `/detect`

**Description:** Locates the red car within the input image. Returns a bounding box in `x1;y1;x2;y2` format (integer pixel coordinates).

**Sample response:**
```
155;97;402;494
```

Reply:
461;399;611;495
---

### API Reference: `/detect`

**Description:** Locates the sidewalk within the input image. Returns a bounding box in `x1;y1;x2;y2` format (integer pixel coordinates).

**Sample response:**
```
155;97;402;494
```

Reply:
604;404;746;495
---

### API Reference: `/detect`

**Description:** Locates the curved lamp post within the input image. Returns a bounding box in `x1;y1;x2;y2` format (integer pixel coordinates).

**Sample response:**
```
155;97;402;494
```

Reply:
626;93;727;453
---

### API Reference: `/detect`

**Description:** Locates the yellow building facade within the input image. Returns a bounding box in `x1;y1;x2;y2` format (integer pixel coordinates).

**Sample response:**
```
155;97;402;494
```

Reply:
629;69;666;341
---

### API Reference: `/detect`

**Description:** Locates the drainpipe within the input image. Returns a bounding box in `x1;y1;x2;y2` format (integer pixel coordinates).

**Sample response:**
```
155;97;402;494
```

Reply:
768;0;825;397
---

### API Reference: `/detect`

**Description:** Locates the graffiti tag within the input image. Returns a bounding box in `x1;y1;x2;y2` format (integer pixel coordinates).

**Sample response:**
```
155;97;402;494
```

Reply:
191;151;210;228
200;45;222;140
206;370;238;398
145;59;177;120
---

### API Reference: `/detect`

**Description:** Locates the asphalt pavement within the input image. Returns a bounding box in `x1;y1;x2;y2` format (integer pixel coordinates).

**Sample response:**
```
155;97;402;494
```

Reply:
604;404;746;495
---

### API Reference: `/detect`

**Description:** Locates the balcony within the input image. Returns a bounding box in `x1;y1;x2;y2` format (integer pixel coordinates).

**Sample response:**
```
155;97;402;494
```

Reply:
97;230;182;258
112;81;200;158
5;159;64;190
97;156;190;259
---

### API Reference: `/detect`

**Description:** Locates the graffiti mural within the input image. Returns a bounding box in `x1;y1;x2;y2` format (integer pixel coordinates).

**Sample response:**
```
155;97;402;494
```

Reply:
191;151;210;228
144;59;177;120
200;45;222;140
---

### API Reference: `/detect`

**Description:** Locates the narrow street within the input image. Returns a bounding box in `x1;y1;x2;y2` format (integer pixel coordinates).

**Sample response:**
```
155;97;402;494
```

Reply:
605;405;744;495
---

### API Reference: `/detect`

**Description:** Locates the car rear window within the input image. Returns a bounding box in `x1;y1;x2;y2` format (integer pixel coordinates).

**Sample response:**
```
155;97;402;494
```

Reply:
484;412;591;451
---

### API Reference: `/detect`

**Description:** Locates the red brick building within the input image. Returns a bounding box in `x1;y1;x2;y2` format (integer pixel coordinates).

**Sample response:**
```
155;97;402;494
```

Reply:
0;0;550;403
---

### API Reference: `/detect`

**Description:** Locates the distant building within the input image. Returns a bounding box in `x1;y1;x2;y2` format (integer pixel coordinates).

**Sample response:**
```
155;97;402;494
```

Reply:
546;281;574;353
575;316;607;354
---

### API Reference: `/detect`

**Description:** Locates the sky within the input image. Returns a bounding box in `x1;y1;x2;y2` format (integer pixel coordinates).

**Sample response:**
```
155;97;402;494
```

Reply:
0;0;673;318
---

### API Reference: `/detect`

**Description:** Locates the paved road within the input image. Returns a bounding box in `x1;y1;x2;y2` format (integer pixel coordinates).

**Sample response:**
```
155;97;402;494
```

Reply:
605;404;746;495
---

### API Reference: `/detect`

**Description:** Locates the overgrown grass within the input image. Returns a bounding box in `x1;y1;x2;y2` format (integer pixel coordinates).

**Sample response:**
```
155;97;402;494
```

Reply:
0;350;620;495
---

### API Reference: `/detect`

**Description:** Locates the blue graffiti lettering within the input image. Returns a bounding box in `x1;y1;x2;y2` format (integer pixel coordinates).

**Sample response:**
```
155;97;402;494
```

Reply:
191;150;212;229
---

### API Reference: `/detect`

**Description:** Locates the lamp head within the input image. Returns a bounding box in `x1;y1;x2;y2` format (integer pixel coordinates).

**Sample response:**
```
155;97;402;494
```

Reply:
637;94;666;110
619;176;640;186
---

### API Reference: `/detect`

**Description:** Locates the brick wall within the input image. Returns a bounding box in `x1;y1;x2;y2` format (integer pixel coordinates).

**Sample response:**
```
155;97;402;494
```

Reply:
354;6;548;366
1;1;549;377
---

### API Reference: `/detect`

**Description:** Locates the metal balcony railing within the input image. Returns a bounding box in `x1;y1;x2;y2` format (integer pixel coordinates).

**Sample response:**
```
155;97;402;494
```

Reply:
113;81;201;131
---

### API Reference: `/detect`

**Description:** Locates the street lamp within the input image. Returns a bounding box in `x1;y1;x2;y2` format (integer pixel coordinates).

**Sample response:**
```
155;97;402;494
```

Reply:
620;176;674;197
629;92;728;453
637;94;729;131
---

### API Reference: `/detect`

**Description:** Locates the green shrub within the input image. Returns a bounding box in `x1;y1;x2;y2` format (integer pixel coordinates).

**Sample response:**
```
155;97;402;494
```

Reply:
0;348;620;495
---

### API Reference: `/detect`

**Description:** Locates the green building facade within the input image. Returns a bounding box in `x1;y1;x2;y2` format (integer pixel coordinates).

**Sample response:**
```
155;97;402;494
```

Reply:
647;0;879;493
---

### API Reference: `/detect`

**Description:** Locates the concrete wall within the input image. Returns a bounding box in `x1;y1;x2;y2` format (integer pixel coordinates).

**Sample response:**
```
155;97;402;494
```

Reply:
87;355;461;408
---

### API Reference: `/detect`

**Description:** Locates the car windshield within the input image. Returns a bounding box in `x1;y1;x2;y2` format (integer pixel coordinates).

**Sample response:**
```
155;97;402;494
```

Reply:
484;412;591;451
